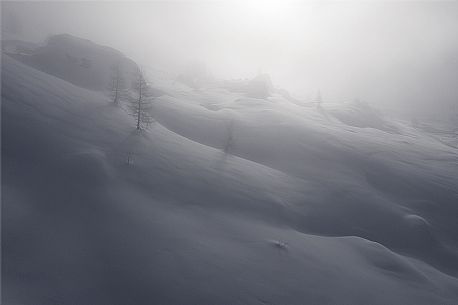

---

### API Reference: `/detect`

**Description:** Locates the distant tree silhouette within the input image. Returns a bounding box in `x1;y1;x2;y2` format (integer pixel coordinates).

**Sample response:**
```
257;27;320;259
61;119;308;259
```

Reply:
109;64;126;105
315;90;323;107
223;119;235;154
450;104;458;132
129;69;154;130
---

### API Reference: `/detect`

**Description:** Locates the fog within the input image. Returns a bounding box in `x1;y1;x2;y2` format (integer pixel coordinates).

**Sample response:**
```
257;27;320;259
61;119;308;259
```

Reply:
3;1;458;113
3;2;458;304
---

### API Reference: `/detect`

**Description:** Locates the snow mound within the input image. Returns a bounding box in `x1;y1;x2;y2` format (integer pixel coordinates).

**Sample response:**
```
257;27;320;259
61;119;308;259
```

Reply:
326;100;400;133
60;149;114;185
10;34;139;91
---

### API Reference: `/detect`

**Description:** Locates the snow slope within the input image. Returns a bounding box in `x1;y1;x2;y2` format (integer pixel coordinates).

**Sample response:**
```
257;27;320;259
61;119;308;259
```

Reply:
2;54;458;305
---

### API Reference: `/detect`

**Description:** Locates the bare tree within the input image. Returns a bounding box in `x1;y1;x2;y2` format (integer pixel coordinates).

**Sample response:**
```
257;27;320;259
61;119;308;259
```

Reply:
315;90;323;107
223;119;235;154
109;64;126;105
129;69;154;130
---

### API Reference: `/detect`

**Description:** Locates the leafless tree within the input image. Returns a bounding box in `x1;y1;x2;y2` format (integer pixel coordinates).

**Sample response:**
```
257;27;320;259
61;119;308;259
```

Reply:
129;69;154;130
109;64;126;105
223;119;235;154
315;90;323;107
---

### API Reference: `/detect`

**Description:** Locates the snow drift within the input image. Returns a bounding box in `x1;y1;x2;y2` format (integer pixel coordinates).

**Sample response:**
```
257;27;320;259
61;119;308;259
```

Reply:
2;37;458;305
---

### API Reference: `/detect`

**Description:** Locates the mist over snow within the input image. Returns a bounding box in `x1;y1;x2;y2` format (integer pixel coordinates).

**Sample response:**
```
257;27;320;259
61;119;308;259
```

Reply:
2;1;458;305
3;1;458;115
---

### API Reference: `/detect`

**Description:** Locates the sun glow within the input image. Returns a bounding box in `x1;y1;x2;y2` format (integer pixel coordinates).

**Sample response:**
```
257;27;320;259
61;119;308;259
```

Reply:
235;0;294;23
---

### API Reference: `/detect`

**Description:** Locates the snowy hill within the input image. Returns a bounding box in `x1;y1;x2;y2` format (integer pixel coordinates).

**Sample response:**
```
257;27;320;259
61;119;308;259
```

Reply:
7;34;139;91
2;48;458;305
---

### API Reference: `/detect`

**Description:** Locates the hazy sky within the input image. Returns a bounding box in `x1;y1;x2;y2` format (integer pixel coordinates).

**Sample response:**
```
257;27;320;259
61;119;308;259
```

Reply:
2;1;458;113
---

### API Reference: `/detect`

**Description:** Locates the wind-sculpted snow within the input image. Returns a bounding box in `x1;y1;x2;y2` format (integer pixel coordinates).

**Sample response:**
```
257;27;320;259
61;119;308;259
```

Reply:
2;55;458;305
153;86;458;273
325;100;400;133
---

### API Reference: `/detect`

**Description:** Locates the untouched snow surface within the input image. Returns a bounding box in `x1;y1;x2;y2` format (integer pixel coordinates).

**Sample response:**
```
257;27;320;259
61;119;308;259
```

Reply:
2;54;458;305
